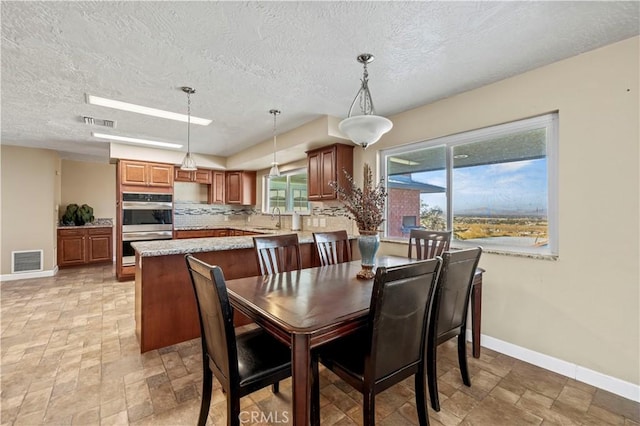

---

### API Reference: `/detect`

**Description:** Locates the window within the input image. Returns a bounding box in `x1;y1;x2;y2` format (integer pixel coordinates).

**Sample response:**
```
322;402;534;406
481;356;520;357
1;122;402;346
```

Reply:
382;113;558;256
263;168;309;213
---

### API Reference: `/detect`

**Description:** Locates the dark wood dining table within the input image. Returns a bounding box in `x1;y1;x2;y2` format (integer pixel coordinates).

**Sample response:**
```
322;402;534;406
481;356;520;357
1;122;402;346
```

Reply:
225;256;484;425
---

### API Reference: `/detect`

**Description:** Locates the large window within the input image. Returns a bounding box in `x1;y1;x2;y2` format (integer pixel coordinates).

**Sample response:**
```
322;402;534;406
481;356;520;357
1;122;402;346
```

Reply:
263;168;309;213
382;113;558;256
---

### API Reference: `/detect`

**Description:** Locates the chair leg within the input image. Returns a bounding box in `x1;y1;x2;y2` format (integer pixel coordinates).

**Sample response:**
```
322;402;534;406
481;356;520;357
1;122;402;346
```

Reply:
415;371;430;426
457;331;471;387
427;341;440;411
271;382;279;393
198;369;213;426
228;393;241;426
363;390;376;426
311;355;321;426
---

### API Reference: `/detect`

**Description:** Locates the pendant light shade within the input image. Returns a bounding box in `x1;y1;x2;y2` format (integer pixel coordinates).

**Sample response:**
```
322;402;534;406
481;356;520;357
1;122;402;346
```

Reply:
180;86;197;171
339;54;393;149
268;109;281;177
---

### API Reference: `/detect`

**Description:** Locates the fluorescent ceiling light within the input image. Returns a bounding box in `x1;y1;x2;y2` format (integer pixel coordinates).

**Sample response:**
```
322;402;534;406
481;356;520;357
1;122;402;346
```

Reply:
86;95;212;126
92;132;183;149
389;157;420;166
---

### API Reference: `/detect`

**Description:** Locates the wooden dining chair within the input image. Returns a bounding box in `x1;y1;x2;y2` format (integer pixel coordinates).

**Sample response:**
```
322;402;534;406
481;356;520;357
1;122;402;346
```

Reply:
185;255;292;426
408;229;452;260
426;247;482;411
252;234;302;275
312;230;352;266
311;258;442;426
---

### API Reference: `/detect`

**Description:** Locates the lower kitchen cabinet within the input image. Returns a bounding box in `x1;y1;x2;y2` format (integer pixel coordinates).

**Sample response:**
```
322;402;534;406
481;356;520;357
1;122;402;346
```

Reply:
58;226;113;268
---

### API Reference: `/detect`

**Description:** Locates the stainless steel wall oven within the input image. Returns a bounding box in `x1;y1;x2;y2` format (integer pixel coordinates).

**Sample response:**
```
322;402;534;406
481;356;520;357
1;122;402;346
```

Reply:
121;192;173;266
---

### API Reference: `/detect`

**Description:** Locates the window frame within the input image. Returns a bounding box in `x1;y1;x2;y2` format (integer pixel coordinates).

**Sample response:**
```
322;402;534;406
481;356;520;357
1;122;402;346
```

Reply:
381;113;559;257
262;167;310;214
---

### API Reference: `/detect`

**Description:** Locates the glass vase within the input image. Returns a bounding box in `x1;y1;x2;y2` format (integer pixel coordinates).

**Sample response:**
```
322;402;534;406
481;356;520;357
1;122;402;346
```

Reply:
357;230;380;280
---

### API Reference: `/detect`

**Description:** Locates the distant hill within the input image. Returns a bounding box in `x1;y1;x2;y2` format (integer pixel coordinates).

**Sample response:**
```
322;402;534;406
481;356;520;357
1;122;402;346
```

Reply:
455;207;547;218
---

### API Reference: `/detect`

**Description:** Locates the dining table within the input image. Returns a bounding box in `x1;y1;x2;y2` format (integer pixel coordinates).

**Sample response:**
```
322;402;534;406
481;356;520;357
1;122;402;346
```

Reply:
225;255;484;425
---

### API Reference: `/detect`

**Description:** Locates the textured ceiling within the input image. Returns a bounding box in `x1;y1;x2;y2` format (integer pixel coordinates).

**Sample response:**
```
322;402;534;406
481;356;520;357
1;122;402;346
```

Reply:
1;1;638;166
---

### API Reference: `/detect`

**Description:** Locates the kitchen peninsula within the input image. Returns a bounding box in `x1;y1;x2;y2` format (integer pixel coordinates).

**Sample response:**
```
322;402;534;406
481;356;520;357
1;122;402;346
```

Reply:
132;227;357;352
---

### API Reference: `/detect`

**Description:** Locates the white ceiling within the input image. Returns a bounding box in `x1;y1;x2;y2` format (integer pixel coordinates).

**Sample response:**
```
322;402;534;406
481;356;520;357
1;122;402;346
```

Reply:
2;1;638;167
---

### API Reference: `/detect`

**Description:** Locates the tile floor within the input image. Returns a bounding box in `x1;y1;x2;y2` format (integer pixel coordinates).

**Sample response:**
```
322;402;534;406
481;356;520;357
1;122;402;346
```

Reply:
1;264;638;425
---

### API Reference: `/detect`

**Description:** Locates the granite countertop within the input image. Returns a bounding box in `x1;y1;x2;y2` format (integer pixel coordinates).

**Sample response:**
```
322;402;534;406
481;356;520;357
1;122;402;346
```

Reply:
58;218;113;229
132;227;356;257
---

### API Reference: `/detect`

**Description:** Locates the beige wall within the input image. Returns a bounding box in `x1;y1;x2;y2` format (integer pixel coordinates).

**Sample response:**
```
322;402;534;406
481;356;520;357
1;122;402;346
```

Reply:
60;159;116;222
0;36;637;391
372;37;639;385
1;146;61;273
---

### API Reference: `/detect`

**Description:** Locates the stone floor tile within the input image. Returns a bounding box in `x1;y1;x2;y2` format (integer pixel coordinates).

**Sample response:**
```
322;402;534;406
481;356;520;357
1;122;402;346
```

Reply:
2;265;639;425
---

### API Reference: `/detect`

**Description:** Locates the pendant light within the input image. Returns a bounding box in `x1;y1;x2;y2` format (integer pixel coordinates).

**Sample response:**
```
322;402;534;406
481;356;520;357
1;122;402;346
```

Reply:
268;109;281;177
180;86;197;171
338;54;393;149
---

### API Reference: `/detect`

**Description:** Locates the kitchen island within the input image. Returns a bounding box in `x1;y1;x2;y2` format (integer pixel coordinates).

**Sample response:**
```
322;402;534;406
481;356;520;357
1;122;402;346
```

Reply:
132;227;357;352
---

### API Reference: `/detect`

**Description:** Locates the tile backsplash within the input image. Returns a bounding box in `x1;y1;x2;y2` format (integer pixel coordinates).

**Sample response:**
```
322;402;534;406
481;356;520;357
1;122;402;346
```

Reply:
174;200;356;234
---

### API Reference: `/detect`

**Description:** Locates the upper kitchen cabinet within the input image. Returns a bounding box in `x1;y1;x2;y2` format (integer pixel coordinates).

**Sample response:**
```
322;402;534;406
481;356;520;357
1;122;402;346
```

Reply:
225;171;256;205
210;171;226;204
119;160;174;188
174;168;212;184
307;143;354;201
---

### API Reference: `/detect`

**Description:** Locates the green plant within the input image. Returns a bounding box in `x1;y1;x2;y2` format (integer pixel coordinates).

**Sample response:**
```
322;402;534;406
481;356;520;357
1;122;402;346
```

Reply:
62;203;94;225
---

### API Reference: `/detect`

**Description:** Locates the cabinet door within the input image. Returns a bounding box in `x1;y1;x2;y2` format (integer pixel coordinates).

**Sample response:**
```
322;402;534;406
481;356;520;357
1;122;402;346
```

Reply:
194;169;212;184
307;152;322;200
211;171;225;204
120;160;147;185
58;234;86;266
174;168;193;182
148;163;173;187
320;148;336;198
88;234;112;263
226;172;242;204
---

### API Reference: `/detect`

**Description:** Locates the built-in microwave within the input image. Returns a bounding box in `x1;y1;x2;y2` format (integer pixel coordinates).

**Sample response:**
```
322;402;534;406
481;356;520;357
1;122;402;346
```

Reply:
122;192;173;232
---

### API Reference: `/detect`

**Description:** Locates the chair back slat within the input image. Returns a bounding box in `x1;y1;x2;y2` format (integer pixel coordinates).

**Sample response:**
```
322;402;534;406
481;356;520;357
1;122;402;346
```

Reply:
432;247;482;340
253;234;302;275
185;255;238;386
313;230;352;266
408;229;452;260
367;258;441;381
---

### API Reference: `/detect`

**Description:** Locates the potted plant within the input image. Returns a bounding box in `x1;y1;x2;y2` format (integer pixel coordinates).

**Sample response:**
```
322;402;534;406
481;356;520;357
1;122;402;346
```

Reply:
330;163;387;279
62;203;94;226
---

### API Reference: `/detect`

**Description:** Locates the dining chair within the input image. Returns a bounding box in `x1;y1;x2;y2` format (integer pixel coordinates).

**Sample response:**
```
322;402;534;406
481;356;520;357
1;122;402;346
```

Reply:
426;247;482;411
408;229;452;260
312;230;352;266
311;258;442;426
252;233;302;275
184;255;292;426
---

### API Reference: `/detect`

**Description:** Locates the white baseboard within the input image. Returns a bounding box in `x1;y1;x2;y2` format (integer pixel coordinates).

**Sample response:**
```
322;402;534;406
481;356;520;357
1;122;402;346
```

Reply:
0;267;57;282
467;330;640;402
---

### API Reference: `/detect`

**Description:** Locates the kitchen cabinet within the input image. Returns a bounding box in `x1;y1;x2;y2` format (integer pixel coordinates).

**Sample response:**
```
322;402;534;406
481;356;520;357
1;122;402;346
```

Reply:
174;168;212;184
58;227;113;268
120;160;173;187
307;143;354;201
210;171;226;204
174;229;219;239
225;171;256;205
174;228;263;239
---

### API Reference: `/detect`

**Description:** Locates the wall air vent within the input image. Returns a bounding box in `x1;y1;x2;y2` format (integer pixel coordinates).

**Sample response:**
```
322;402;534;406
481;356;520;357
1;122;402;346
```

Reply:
82;116;116;128
12;250;43;273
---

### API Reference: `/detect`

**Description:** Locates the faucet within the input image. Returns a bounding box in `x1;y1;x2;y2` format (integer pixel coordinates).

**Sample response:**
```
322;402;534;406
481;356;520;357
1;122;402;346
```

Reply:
271;207;282;229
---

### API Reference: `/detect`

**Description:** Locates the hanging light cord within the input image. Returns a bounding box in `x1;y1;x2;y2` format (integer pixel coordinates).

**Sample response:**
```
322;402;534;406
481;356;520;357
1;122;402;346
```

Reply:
272;111;277;164
187;90;192;153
